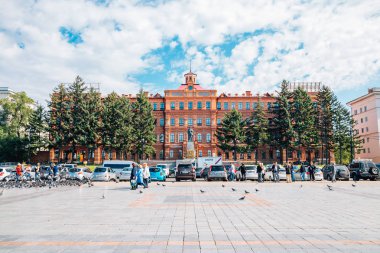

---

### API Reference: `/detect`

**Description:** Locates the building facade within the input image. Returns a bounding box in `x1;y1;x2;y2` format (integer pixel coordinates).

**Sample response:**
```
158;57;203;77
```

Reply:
347;88;380;162
49;71;324;164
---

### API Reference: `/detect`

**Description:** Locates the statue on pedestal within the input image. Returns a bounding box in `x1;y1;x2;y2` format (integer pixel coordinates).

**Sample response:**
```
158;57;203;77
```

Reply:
188;128;194;142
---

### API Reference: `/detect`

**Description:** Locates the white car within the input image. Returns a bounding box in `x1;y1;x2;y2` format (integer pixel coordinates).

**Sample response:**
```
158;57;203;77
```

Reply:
245;165;258;180
156;164;170;176
92;167;117;182
293;166;323;181
119;167;132;181
102;160;135;179
68;167;92;181
264;164;286;181
0;167;12;181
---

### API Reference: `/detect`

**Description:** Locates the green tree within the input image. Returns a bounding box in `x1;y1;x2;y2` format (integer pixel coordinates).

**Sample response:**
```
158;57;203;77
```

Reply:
246;96;268;163
272;80;295;163
118;96;133;159
215;109;246;161
292;87;318;162
67;76;88;161
47;84;71;162
28;104;49;156
0;92;34;138
83;87;102;162
317;86;335;164
131;90;156;161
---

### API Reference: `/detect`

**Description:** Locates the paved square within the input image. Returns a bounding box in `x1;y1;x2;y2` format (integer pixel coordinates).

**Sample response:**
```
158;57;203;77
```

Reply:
1;180;380;253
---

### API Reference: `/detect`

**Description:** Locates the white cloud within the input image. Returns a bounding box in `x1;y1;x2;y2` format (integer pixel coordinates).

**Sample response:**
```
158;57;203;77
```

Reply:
0;0;379;104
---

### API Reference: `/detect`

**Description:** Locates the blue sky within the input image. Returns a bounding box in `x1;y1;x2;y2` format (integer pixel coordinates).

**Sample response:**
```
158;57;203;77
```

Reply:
0;0;380;105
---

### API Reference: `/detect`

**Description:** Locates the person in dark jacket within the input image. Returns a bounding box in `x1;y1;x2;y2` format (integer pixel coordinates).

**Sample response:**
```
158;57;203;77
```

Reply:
240;163;246;181
272;162;280;182
300;164;306;181
257;163;263;183
285;162;292;183
309;162;316;181
130;163;137;190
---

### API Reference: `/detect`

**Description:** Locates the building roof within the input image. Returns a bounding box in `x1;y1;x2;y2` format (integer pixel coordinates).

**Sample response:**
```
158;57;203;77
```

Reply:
347;88;380;106
177;84;205;90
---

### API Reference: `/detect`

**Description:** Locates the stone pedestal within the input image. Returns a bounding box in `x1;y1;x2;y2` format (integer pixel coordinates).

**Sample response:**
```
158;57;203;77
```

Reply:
186;141;196;159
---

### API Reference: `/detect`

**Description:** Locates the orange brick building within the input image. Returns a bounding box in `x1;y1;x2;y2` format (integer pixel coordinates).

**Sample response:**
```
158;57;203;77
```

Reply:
49;71;323;164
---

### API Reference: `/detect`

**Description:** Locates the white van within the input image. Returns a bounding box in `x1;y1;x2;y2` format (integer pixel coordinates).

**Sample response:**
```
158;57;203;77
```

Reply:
102;160;136;179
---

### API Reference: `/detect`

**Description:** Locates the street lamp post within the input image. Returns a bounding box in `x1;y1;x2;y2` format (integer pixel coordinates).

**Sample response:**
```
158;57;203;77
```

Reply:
141;138;146;161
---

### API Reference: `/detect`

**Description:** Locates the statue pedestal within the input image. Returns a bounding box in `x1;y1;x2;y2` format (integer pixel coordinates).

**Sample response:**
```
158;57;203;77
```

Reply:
186;141;195;159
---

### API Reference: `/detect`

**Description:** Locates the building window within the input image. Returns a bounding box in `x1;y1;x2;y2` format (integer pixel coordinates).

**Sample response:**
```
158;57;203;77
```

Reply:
206;133;211;143
363;148;366;154
276;150;281;159
199;150;203;157
153;103;157;111
206;101;211;109
267;102;271;110
238;102;243;110
364;106;367;111
354;109;357;115
217;102;221;110
240;153;244;159
365;117;368;122
262;151;266;160
178;150;182;159
160;118;164;126
247;153;252;159
361;118;363;123
287;150;293;159
269;150;274;160
188;102;193;110
246;102;250;110
224;102;228;110
367;137;369;143
206;118;211;126
217;118;221;125
188;118;193;126
169;150;173;158
159;150;164;159
170;118;175;126
170;133;175;143
197;118;202;126
179;133;184;142
197;133;202;142
208;150;212;157
366;127;369;132
179;102;184;110
179;118;184;126
159;134;164;143
231;102;235;109
361;128;364;133
197;101;202;109
360;107;362;113
170;102;175;110
253;102;258;109
225;152;229;159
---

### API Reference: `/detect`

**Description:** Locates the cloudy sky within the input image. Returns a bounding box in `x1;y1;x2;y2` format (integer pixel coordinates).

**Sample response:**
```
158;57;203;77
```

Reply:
1;0;380;104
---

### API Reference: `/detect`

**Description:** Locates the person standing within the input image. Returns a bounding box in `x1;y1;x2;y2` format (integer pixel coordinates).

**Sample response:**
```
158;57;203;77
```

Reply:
257;163;263;183
290;163;295;182
240;163;246;181
331;164;337;183
15;163;22;182
272;162;280;182
130;163;137;190
300;163;306;181
309;162;316;181
285;162;292;183
35;163;41;181
142;163;150;188
136;165;146;188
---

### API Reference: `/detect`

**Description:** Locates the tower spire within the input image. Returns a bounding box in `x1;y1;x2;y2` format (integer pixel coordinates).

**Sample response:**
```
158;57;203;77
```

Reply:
189;59;192;72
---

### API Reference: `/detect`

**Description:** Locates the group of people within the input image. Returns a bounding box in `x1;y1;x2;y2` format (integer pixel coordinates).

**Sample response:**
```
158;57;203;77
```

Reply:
129;163;150;189
14;162;59;181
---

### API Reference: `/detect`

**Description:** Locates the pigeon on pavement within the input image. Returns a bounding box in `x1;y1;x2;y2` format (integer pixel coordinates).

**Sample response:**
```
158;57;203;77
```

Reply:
232;188;237;192
239;196;245;200
245;190;250;194
200;189;205;193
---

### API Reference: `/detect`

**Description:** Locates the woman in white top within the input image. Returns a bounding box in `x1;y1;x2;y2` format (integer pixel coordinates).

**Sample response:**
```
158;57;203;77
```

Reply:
142;163;150;188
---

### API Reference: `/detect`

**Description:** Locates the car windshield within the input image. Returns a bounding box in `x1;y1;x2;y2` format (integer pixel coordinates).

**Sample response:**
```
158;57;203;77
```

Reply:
94;168;107;173
211;165;224;171
156;165;166;169
69;168;80;172
336;166;347;171
103;164;130;169
122;167;132;171
246;166;256;170
366;162;377;168
178;164;192;170
150;167;160;172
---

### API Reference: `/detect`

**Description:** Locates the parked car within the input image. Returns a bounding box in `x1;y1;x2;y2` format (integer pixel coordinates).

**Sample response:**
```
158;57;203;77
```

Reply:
264;164;286;181
149;167;166;181
376;164;380;179
39;166;52;179
293;166;323;181
200;167;210;180
102;160;135;179
59;167;70;179
63;164;77;170
0;167;12;181
156;164;170;177
323;164;350;181
169;167;176;177
119;167;132;181
92;167;117;181
245;165;258;180
206;165;227;181
175;163;196;181
313;168;323;181
349;159;378;181
68;167;92;181
195;167;203;178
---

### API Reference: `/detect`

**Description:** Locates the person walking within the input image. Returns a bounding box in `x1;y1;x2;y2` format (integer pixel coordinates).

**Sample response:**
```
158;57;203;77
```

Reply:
300;163;306;181
53;163;59;178
272;162;280;182
228;164;235;181
331;163;337;183
240;163;246;181
15;163;22;182
290;162;295;182
35;163;41;181
136;165;146;188
309;162;316;181
285;162;292;183
257;163;263;183
142;163;150;188
130;163;137;190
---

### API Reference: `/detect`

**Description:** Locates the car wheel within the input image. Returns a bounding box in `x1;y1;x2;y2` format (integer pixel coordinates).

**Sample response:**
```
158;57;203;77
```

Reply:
176;178;180;182
223;177;227;181
353;174;360;181
370;177;376;181
192;178;196;182
163;177;166;182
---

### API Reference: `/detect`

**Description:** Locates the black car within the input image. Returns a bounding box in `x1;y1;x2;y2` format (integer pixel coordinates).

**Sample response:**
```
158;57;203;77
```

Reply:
322;164;350;181
349;160;378;181
195;167;203;178
175;163;196;181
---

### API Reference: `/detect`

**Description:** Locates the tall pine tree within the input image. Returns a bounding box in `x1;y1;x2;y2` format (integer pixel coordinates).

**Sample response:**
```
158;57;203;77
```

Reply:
118;96;133;159
246;96;268;163
28;104;49;156
215;109;246;161
131;90;156;161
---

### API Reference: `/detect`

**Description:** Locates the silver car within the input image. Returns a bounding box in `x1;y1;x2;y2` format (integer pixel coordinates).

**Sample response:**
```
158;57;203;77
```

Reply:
245;165;258;180
207;165;227;181
92;167;117;182
68;167;92;181
264;164;286;181
119;167;132;181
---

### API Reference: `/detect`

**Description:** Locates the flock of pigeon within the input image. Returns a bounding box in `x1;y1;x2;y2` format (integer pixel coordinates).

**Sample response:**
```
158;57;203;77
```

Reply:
198;184;260;201
0;178;93;189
